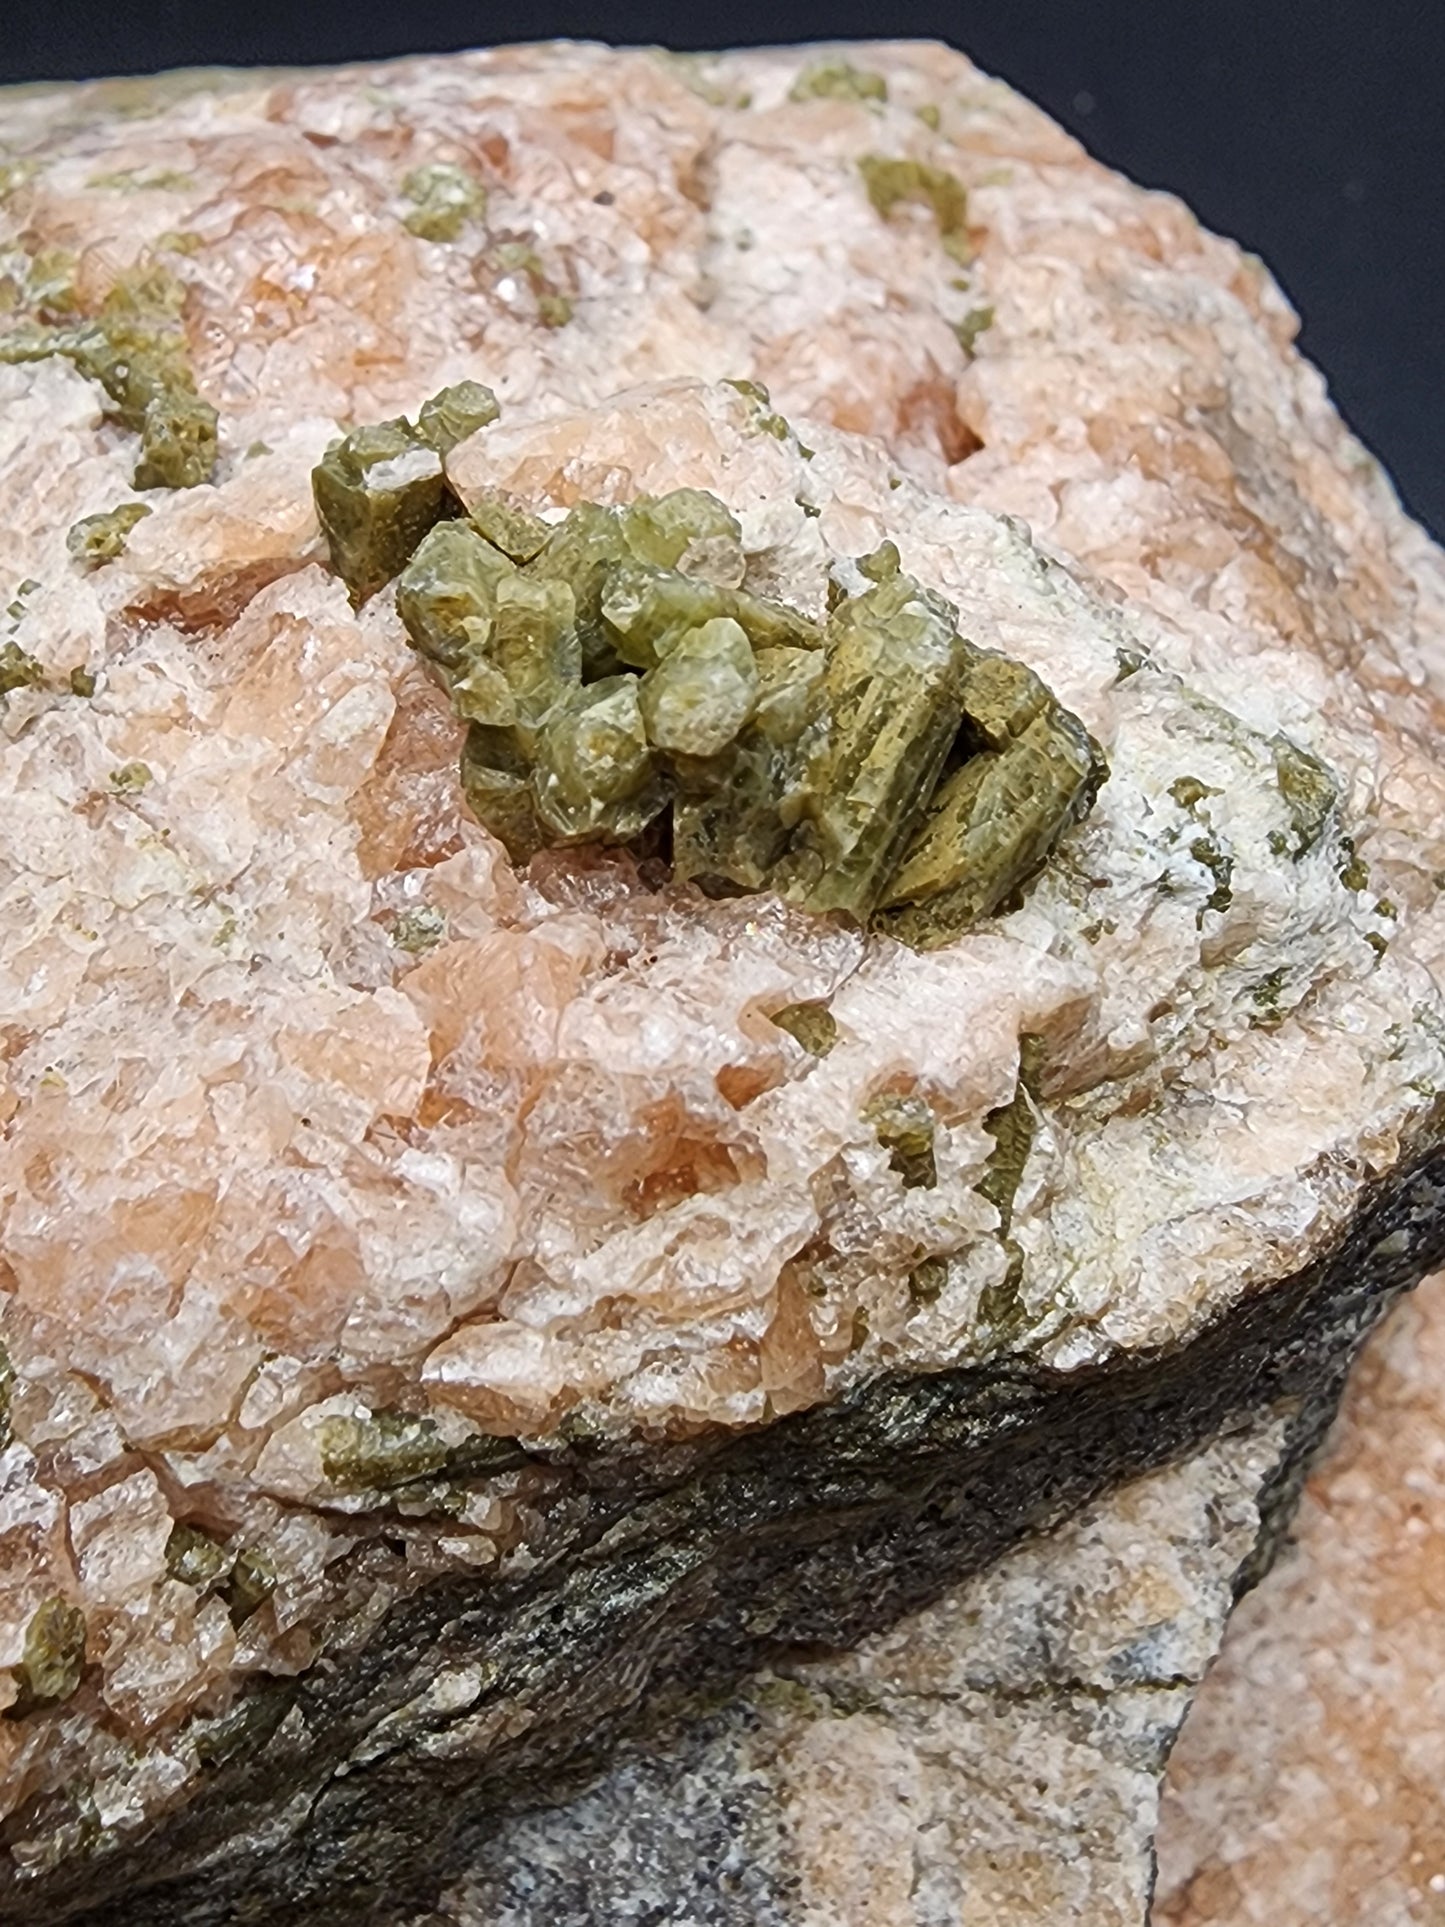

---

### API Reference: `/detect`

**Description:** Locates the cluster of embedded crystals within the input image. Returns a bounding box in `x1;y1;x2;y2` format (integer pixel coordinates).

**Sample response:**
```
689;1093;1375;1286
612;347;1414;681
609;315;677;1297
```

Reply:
0;265;217;490
314;419;1105;943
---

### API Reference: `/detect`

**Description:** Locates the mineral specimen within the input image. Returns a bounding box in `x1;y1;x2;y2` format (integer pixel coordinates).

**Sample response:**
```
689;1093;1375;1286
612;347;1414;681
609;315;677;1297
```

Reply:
0;37;1442;1927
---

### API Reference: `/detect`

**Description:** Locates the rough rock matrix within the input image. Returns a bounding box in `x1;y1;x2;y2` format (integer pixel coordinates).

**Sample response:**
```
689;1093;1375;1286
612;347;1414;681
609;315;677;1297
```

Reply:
1156;1264;1445;1927
425;1415;1297;1927
1;38;1444;1923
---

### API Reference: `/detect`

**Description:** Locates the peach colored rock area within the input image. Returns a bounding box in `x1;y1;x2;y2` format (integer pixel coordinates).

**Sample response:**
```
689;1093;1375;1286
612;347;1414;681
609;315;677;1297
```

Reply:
0;35;1443;1911
1156;1268;1445;1927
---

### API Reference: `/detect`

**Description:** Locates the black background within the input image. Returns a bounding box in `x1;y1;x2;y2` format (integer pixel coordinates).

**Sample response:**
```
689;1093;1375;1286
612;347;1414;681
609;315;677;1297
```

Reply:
5;1;1442;541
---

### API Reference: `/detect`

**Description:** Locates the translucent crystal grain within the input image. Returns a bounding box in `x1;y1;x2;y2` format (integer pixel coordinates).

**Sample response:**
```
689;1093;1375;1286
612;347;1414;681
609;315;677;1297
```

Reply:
11;1598;86;1715
417;381;500;454
639;616;759;757
533;678;665;841
769;1000;839;1055
314;419;453;605
0;267;218;490
396;519;516;673
790;60;888;103
864;1091;939;1189
879;695;1104;947
859;154;969;257
469;497;551;564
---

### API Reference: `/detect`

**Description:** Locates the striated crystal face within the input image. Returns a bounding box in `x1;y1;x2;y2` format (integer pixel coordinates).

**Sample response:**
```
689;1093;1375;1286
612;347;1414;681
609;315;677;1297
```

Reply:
320;423;1108;946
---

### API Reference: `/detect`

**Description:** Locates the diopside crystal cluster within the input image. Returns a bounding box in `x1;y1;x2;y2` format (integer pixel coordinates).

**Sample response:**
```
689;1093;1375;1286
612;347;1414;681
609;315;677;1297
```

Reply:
316;412;1105;944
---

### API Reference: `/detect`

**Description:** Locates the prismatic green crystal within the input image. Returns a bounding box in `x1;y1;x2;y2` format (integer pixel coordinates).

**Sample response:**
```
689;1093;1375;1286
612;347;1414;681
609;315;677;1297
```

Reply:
373;476;1105;947
865;1091;939;1189
877;649;1106;948
781;571;967;917
769;1000;838;1056
0;643;45;698
314;419;452;606
639;617;759;757
166;1522;231;1591
313;382;498;605
1272;734;1339;857
416;379;501;454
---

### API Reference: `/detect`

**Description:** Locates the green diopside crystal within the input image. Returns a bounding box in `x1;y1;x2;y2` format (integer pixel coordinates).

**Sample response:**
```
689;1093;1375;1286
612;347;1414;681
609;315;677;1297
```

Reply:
790;61;888;103
315;418;454;607
0;643;45;698
166;1522;231;1591
877;653;1104;947
461;723;549;864
313;384;500;604
317;1409;529;1492
602;559;820;670
527;502;634;679
619;489;743;571
378;472;1104;944
402;164;486;242
859;154;970;258
396;519;516;672
768;1000;839;1055
1272;735;1339;857
469;496;552;564
133;387;218;490
639;617;759;757
67;501;152;566
781;573;967;918
11;1597;86;1715
226;1548;277;1626
416;380;500;454
533;677;666;842
864;1091;938;1189
976;1034;1044;1239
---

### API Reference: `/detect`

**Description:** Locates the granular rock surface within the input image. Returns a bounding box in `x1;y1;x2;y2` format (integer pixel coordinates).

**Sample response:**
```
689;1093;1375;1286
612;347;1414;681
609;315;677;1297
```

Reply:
1156;1267;1445;1927
431;1418;1294;1927
0;37;1443;1920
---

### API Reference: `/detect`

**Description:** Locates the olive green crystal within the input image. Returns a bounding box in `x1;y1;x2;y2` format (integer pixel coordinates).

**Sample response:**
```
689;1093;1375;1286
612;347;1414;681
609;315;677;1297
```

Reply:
769;1000;838;1056
226;1547;277;1626
0;642;44;698
1;265;218;489
379;476;1104;947
67;501;151;566
878;650;1106;948
859;154;970;258
317;1408;529;1492
790;61;888;103
10;1597;86;1716
1273;735;1339;857
312;381;502;606
416;379;500;453
865;1091;938;1189
166;1521;231;1591
402;163;486;242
